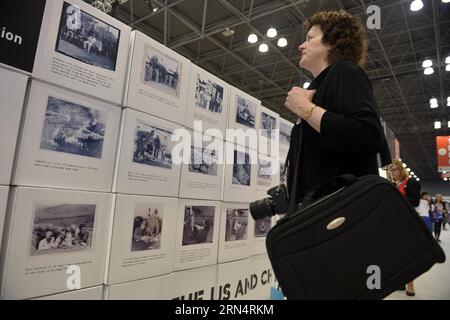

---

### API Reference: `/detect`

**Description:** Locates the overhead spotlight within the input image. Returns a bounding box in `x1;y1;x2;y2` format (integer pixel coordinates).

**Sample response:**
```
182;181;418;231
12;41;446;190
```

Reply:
247;33;258;44
448;121;450;128
277;37;287;48
442;0;450;3
402;163;407;167
258;43;268;53
410;171;415;176
410;0;424;11
447;97;450;106
430;98;439;108
424;67;434;75
422;59;433;68
445;178;448;181
406;168;411;172
267;27;277;38
222;27;235;37
434;121;442;129
446;64;450;72
417;178;420;181
446;56;450;64
303;82;310;89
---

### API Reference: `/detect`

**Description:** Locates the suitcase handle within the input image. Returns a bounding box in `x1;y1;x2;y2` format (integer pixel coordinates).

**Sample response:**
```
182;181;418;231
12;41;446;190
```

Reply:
309;174;358;201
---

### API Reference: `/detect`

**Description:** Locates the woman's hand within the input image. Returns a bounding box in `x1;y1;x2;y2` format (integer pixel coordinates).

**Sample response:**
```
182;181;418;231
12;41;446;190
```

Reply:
284;87;316;117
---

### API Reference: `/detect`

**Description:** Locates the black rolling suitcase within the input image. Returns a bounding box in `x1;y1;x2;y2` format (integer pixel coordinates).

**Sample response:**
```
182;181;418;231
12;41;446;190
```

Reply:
266;174;446;300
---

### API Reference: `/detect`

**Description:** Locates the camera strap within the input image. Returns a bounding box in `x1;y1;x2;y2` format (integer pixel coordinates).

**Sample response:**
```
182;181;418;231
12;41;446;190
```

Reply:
286;124;303;216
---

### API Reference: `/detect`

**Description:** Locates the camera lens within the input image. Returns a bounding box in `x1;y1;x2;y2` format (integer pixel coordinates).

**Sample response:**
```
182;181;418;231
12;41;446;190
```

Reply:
249;198;275;220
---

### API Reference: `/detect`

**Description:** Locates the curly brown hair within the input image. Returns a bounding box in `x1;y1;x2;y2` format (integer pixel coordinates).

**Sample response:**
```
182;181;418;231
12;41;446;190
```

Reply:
305;10;368;67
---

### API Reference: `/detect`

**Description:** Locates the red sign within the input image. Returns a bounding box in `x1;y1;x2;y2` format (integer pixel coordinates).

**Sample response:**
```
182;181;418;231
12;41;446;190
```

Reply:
436;136;450;172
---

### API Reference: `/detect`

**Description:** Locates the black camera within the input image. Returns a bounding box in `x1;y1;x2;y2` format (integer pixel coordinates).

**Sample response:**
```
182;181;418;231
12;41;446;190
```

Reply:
249;184;289;220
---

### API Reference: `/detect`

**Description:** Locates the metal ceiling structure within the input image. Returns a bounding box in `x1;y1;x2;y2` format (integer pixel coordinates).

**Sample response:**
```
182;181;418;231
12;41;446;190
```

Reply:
89;0;450;182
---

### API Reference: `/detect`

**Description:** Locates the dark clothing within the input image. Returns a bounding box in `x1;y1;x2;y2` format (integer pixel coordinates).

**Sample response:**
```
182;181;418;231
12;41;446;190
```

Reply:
403;178;421;207
286;61;386;201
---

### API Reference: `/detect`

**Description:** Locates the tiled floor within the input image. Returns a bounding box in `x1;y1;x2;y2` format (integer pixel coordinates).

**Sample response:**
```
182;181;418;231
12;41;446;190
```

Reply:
386;228;450;300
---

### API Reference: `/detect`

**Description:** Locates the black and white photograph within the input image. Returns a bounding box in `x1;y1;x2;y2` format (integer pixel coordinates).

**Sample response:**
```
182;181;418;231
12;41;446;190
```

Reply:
235;95;256;128
141;44;182;98
188;146;218;176
40;96;106;159
133;120;174;169
55;1;120;71
260;112;276;139
225;209;248;242
131;203;163;252
258;159;273;186
182;205;215;246
30;203;96;256
280;160;286;184
280;122;292;145
194;74;224;113
232;150;251;186
254;217;271;238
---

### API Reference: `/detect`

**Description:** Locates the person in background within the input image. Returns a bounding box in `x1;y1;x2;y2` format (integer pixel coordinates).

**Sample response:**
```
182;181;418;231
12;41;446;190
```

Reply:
442;201;449;230
431;194;445;242
416;192;433;233
38;230;55;251
388;159;421;297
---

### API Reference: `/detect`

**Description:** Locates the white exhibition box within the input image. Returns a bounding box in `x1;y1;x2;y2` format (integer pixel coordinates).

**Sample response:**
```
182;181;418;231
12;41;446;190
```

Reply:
216;258;252;300
106;273;173;300
218;202;251;264
279;117;293;153
33;0;131;105
124;30;191;125
257;105;280;156
185;63;230;134
172;265;218;300
13;80;121;192
173;199;221;271
248;214;274;256
256;153;279;200
0;186;9;252
226;86;260;147
179;131;224;201
0;67;28;185
114;108;182;197
223;142;257;203
247;254;274;300
0;187;113;300
106;194;177;284
33;285;103;300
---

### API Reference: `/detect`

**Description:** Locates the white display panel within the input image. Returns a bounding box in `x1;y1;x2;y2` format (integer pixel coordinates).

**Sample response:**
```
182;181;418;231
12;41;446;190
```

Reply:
172;265;218;300
257;105;280;156
217;259;251;300
179;131;224;201
218;203;251;264
0;186;9;252
223;142;257;203
226;86;260;147
185;63;230;134
0;68;28;185
114;108;182;197
33;0;131;105
248;214;273;256
173;199;221;271
247;254;274;300
256;153;279;200
33;285;103;300
124;31;190;125
278;117;293;153
0;187;113;300
106;194;177;285
13;80;121;192
106;274;173;300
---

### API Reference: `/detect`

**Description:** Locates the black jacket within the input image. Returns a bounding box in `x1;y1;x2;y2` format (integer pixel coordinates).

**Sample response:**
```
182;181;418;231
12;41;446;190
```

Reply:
286;61;386;201
403;178;421;207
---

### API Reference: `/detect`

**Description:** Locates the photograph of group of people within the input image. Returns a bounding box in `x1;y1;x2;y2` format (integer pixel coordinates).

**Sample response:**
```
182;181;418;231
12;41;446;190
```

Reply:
131;204;163;252
188;146;219;176
142;45;181;98
182;205;215;246
225;208;248;242
194;74;224;113
235;96;256;128
133;120;173;169
31;203;95;256
55;2;120;71
40;96;106;159
232;150;251;186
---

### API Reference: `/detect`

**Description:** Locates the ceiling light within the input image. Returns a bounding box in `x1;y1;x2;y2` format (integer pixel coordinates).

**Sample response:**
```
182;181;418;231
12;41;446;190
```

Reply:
424;67;434;75
422;59;433;68
222;27;235;37
446;56;450;64
430;98;438;105
247;33;258;44
402;163;407;167
442;0;450;3
407;168;411;172
267;27;277;38
277;37;287;47
410;171;415;175
447;97;450;106
153;7;158;12
434;121;442;129
303;82;310;89
448;121;450;128
446;64;450;72
410;0;424;11
445;178;448;181
258;43;268;53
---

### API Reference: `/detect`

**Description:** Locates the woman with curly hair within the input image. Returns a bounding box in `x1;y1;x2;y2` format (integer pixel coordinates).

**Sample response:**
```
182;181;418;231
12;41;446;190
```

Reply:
284;10;388;203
